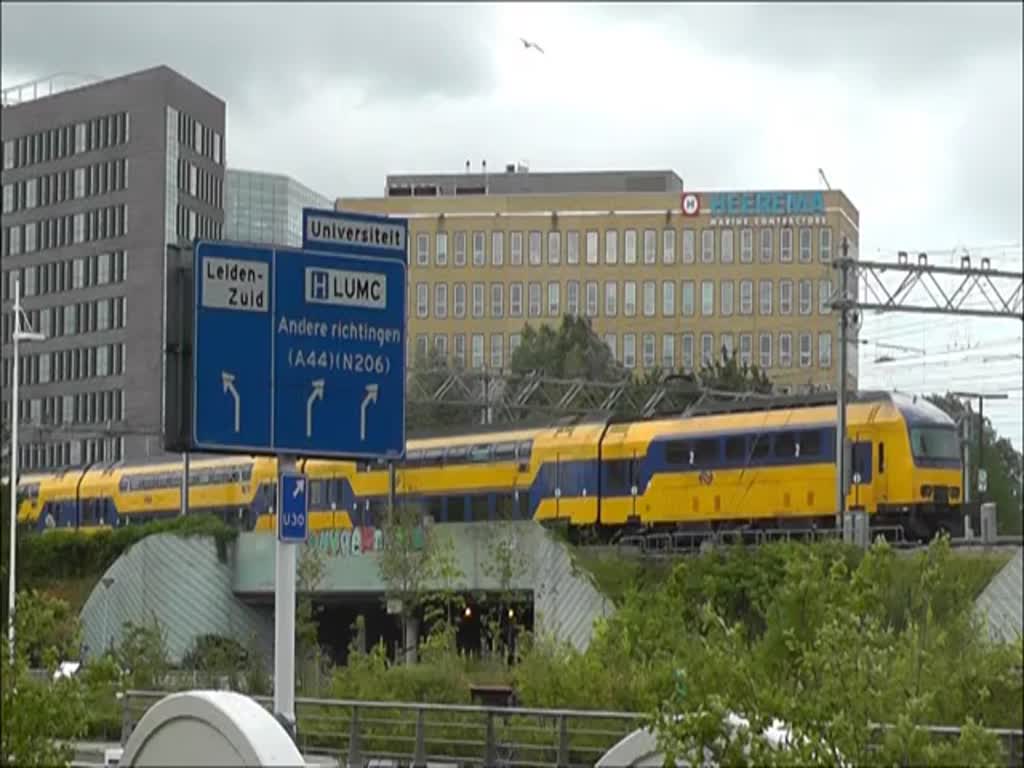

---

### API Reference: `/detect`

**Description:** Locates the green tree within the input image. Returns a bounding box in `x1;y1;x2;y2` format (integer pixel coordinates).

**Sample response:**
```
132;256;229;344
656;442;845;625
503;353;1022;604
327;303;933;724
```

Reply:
509;314;624;381
479;515;530;663
927;392;1023;534
422;532;467;651
699;348;773;395
116;614;169;690
376;500;438;665
13;590;82;669
296;544;328;693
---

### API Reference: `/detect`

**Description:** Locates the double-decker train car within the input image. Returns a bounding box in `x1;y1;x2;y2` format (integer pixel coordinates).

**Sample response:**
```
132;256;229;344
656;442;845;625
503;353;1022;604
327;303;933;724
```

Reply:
16;391;963;542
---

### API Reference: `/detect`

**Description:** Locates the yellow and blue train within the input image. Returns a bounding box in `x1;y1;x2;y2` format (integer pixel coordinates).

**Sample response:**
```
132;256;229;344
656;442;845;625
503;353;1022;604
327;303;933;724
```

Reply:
16;391;964;542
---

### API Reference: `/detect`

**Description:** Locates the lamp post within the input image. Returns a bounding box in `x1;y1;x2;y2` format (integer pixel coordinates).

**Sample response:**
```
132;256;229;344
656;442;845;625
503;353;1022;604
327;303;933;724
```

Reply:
7;276;45;664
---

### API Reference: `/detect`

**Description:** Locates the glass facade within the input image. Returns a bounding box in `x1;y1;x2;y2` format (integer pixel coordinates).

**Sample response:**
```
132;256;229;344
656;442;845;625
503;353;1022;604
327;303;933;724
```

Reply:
224;169;331;247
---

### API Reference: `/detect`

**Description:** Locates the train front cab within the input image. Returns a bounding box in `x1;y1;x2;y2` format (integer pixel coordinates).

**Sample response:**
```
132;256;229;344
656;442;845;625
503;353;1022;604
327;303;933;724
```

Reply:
870;395;963;538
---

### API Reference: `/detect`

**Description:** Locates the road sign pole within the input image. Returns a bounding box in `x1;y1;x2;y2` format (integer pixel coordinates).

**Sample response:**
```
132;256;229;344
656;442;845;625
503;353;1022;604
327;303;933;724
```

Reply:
274;454;298;736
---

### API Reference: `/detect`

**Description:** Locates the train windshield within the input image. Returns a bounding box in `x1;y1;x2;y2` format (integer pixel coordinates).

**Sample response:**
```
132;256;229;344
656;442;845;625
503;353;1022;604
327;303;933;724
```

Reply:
910;427;960;460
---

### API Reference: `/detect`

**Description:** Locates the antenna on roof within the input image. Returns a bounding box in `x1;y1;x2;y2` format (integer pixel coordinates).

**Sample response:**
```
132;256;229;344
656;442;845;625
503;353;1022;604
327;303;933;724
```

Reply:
465;160;470;173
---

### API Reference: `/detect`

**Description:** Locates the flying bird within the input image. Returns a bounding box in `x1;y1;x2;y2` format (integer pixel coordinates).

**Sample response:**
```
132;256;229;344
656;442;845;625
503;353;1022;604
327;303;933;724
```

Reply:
520;37;545;54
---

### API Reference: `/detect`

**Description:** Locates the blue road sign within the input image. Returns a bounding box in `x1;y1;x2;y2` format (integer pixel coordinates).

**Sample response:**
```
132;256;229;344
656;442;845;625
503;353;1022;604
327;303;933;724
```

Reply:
302;208;408;263
192;240;407;459
278;471;308;542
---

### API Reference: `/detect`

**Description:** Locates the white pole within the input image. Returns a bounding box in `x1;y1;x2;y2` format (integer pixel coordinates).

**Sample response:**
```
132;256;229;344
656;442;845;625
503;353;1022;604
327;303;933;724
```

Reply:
8;277;21;666
273;455;297;734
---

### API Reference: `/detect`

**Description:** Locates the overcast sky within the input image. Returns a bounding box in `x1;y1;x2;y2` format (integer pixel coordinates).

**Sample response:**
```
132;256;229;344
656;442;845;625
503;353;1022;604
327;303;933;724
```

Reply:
3;2;1022;448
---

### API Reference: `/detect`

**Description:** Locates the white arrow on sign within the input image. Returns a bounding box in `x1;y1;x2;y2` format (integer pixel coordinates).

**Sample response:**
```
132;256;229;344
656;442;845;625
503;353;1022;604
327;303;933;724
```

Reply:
306;379;325;438
292;478;305;498
221;371;240;433
360;383;379;442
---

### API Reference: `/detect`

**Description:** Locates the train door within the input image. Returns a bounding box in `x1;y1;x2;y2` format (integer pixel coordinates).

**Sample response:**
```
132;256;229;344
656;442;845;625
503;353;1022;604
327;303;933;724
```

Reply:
850;438;874;510
874;437;889;507
554;455;562;520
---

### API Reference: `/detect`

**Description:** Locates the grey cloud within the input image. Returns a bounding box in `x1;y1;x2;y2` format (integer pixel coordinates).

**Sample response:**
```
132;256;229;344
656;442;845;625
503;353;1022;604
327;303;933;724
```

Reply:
594;3;1021;88
1;2;501;110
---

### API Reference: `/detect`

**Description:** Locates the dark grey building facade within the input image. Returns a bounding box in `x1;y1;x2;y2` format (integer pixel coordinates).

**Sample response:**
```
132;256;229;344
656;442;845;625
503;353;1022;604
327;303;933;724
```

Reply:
1;66;226;471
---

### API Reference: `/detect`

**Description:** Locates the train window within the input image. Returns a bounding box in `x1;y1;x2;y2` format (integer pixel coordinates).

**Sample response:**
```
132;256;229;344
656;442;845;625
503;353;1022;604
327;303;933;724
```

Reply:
311;481;325;506
724;437;745;462
468;444;492;463
470;495;490;521
799;430;823;457
665;440;691;466
878;443;885;473
694;439;719;466
446;446;469;463
494;442;517;461
426;497;444;522
750;434;772;460
775;432;798;459
424;448;445;465
404;450;424;468
517;440;534;462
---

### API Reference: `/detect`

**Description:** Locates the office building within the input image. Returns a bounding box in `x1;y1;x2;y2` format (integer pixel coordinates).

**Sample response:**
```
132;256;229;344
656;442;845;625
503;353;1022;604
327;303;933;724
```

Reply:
224;168;331;248
338;166;860;392
1;66;226;471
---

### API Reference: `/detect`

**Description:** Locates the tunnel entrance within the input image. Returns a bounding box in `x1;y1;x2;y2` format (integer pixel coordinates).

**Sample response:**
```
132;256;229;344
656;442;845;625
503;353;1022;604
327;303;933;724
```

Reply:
311;592;535;666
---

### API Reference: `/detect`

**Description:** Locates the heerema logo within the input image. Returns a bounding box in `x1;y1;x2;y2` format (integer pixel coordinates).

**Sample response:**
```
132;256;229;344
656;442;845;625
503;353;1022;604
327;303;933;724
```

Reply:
305;267;387;310
305;214;406;251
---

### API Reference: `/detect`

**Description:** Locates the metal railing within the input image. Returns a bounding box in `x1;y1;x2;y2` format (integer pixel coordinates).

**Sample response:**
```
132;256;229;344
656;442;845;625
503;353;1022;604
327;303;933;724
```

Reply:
120;690;1024;767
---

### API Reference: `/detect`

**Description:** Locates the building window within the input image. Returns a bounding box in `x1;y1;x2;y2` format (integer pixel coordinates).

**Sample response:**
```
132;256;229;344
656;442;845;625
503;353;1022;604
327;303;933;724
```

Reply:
528;231;542;266
547;281;560;316
720;281;734;317
509;232;521;266
547;231;561;265
780;227;793;262
567;281;580;316
800;333;812;368
454;283;467;318
473;232;486;266
529;282;542;317
509;282;523;317
819;279;833;314
780;333;793;367
472;334;485;368
434;283;448;319
605;282;617;317
720;334;734;362
759;280;773;316
509;333;522;358
436;232;448;266
681;281;695;317
416;284;428;318
682;334;694;371
491;283;504;318
819;332;833;368
490;333;504;369
799;279;812;315
623;281;636;317
662;334;676;369
454;232;467;266
759;228;773;263
701;333;714;367
780;280;793;315
682;229;695;264
642;333;656;368
720;228;734;263
759;333;772;369
624;229;637;264
434;334;448;359
585;281;598;317
701;280;714;316
740;228;753;263
662;280;676;316
663;229;676;264
416;234;429;266
472;282;485;318
701;229;714;263
453;334;466;366
623;334;636;369
567;231;580;264
491;231;503;266
605;230;618;264
739;334;752;367
586;231;598;264
643;281;656;317
799;227;812;262
820;227;833;262
644;229;657;264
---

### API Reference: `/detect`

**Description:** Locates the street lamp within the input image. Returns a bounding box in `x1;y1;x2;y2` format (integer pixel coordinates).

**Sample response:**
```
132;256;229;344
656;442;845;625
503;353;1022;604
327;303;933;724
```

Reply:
7;276;45;664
